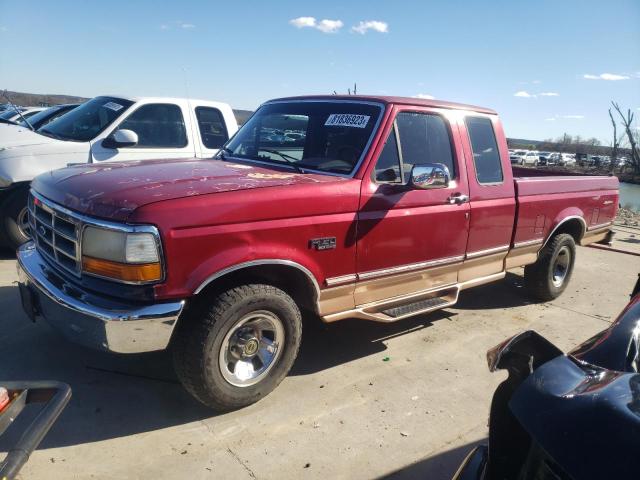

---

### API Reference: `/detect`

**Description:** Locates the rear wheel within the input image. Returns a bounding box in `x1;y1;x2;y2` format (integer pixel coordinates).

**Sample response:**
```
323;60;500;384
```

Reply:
172;284;302;410
524;233;576;301
0;186;30;250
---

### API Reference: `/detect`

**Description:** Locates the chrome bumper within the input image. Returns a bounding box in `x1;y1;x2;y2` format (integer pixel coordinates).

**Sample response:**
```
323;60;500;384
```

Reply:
17;243;185;354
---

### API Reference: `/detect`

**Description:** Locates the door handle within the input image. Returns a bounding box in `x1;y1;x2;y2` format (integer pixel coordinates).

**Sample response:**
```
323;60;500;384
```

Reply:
447;193;469;205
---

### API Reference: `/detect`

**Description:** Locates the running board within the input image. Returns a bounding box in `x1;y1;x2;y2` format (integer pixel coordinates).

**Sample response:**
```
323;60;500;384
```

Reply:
323;285;460;323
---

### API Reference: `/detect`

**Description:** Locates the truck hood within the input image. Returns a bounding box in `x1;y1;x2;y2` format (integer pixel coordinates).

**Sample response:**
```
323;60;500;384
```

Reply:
32;158;346;220
0;126;62;153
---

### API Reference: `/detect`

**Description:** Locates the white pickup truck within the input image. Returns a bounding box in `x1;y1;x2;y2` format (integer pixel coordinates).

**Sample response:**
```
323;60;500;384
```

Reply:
0;95;238;248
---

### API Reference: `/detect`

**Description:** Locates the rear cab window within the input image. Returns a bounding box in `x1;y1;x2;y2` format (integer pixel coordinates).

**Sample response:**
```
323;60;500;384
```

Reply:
374;111;456;184
195;107;229;149
118;103;188;148
465;116;503;184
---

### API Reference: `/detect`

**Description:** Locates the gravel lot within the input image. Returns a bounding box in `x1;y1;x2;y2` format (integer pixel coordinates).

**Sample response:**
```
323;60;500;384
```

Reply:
0;233;638;480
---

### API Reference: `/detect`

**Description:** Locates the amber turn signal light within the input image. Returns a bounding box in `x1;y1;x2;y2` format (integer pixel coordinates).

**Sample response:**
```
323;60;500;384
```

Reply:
82;256;162;283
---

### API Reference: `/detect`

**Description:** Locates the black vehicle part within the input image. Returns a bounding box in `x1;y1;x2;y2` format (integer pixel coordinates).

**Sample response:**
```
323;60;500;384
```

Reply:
484;331;563;480
0;381;71;480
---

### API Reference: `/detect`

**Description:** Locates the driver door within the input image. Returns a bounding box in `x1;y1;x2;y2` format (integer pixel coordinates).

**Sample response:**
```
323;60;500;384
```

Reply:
355;107;470;305
90;103;196;162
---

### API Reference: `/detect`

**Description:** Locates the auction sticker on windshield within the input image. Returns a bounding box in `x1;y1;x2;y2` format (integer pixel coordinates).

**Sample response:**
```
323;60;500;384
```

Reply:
103;102;124;112
325;114;370;128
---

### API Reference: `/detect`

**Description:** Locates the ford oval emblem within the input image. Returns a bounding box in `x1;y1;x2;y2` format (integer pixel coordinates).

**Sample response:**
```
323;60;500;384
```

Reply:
38;225;46;237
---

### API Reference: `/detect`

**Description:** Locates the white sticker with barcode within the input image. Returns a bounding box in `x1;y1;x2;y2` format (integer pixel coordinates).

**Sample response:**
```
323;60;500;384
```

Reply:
325;113;370;128
103;101;124;111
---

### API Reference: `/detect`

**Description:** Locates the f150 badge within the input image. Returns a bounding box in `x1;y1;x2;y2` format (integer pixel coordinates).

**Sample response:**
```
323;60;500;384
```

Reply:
310;237;337;251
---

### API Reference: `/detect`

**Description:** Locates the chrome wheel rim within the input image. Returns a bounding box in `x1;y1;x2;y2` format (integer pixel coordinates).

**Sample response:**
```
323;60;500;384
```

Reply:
17;206;31;239
219;310;285;387
552;246;571;288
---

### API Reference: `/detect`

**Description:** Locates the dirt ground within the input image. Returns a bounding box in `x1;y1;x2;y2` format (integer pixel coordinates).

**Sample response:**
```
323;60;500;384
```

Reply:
0;232;638;479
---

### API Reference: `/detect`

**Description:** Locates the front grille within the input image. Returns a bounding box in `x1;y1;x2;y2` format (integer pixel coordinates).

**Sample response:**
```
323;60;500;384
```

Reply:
28;192;82;276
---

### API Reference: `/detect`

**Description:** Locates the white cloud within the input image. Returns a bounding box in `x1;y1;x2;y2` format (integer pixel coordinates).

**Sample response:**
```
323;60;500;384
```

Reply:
160;22;195;30
414;94;435;100
290;16;317;29
316;19;344;33
514;91;534;98
563;115;585;119
532;80;541;84
352;20;389;34
544;118;556;122
583;73;630;81
539;92;559;97
289;17;344;33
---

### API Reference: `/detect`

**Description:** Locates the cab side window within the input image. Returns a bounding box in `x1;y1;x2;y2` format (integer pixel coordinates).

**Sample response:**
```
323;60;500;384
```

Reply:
118;103;188;148
374;112;455;183
465;116;503;184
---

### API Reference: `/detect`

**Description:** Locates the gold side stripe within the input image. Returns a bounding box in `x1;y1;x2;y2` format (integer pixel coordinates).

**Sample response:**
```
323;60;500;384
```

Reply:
587;222;612;231
465;244;510;260
513;238;544;249
325;274;357;287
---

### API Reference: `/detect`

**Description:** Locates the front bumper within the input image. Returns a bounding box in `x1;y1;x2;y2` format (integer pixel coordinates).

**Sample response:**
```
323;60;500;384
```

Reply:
17;243;185;353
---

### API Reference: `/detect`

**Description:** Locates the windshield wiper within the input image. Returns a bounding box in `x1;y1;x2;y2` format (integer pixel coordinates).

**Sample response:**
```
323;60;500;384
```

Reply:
217;147;234;159
1;90;34;131
258;148;304;173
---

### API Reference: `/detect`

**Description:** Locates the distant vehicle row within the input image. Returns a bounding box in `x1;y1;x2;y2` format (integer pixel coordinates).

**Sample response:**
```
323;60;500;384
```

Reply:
508;149;576;167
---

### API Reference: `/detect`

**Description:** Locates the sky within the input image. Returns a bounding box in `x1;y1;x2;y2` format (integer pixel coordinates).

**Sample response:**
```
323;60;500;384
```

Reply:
1;0;639;143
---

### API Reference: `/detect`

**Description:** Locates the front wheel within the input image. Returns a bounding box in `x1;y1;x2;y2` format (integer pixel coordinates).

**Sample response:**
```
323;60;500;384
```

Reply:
524;233;576;301
1;186;30;249
172;284;302;410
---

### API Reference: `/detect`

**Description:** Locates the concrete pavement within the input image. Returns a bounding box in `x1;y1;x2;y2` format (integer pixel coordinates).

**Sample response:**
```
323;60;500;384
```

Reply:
0;243;637;479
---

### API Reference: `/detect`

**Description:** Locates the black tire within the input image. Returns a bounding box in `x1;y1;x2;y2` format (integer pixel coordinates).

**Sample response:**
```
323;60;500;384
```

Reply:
0;186;30;250
524;233;576;301
172;284;302;410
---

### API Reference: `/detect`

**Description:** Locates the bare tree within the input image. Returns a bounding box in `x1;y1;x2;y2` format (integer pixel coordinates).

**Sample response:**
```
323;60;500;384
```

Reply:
612;101;640;174
608;108;619;170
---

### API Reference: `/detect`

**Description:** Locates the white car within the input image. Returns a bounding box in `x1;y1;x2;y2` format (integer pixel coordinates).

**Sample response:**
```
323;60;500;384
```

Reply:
509;150;528;165
559;153;576;166
0;107;47;125
521;151;540;166
0;95;238;248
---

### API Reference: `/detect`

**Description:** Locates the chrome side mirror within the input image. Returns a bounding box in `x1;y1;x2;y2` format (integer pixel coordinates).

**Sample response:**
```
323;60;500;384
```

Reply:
410;163;450;189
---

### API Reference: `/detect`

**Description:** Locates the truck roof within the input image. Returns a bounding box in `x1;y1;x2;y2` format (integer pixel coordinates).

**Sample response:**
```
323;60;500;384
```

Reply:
267;95;497;115
101;95;231;107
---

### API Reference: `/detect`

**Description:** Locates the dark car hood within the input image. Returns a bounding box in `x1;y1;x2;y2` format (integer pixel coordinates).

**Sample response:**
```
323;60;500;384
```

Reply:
31;158;344;221
509;355;640;480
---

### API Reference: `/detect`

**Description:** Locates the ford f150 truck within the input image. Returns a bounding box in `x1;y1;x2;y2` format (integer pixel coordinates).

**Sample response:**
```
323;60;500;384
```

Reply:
0;95;238;249
16;95;618;410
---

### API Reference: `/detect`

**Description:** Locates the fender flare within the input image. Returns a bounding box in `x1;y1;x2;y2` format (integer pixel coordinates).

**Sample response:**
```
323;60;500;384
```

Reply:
542;213;586;249
192;259;322;304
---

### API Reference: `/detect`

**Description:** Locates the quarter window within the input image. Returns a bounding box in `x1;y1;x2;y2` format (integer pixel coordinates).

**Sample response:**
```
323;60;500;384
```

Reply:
118;103;188;148
195;107;228;149
373;112;455;183
465;116;503;184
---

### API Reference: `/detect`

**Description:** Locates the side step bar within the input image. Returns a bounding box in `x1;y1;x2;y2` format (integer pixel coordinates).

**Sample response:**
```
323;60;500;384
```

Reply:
323;285;459;323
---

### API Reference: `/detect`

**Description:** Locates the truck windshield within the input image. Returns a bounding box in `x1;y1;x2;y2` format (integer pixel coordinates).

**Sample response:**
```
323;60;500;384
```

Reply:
37;96;134;142
220;101;382;175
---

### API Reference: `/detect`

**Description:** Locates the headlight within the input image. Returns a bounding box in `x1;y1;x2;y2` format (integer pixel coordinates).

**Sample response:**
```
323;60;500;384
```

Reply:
81;226;162;283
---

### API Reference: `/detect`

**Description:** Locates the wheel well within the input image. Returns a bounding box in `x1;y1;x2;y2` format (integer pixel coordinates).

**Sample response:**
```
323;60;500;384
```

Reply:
548;218;585;245
195;264;319;314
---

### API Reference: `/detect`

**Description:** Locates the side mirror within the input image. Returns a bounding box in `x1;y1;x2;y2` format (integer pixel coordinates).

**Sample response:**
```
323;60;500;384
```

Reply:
102;129;138;149
410;163;450;189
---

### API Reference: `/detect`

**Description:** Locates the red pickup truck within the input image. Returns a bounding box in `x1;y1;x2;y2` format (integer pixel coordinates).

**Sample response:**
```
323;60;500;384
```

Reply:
17;95;618;410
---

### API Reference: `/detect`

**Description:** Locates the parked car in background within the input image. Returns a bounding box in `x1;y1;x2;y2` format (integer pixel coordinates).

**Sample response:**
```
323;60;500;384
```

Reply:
0;95;238;248
536;151;552;166
0;107;46;125
17;94;618;410
521;150;539;166
14;103;80;130
453;276;640;480
559;153;576;166
509;150;527;165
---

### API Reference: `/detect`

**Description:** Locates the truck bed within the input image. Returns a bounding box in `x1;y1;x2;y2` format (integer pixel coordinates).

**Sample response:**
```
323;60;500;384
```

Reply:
511;168;619;248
